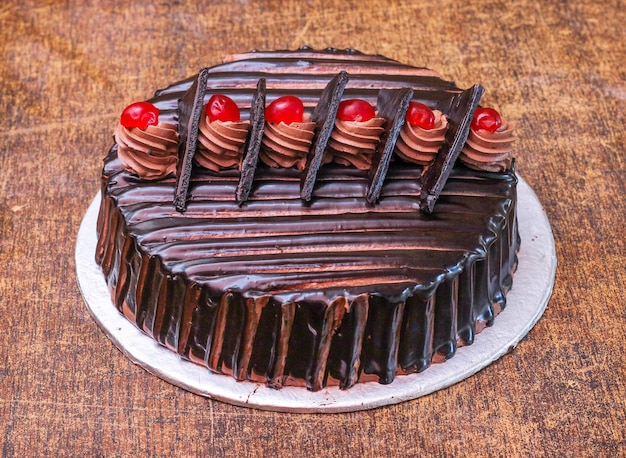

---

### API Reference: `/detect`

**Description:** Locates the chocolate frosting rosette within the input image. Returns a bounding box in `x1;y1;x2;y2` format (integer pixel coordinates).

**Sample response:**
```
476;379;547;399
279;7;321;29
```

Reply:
324;99;385;170
260;95;316;170
394;101;448;167
459;107;515;172
114;102;178;180
196;94;249;172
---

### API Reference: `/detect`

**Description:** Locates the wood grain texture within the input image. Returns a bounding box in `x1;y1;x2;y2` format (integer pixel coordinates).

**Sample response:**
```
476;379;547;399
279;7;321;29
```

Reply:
0;0;624;456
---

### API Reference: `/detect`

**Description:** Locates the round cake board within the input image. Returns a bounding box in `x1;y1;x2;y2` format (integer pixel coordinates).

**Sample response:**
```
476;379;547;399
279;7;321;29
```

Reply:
76;176;556;413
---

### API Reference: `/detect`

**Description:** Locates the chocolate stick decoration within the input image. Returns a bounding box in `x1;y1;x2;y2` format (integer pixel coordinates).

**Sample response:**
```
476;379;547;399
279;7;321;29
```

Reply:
419;84;484;213
173;68;210;212
300;71;349;202
366;87;414;203
236;78;266;204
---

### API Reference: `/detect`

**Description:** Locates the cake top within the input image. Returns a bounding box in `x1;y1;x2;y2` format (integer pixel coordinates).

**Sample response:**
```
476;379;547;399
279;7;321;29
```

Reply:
114;47;515;212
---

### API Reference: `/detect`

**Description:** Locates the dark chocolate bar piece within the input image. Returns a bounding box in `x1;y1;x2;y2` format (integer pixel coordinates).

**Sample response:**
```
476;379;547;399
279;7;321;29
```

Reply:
366;87;414;203
419;84;484;213
236;78;266;204
173;68;210;212
300;71;349;201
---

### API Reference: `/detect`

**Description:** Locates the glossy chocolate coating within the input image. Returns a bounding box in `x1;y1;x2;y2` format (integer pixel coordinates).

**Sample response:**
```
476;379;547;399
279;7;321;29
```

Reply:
96;48;519;390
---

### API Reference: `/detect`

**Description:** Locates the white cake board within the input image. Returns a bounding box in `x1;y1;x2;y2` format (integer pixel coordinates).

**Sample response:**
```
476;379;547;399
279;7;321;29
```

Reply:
76;176;556;413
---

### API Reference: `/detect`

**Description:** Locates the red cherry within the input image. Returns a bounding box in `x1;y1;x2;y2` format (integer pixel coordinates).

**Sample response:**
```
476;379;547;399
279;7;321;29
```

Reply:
336;99;375;122
471;107;502;133
265;95;304;124
120;102;159;130
405;102;435;129
206;94;240;122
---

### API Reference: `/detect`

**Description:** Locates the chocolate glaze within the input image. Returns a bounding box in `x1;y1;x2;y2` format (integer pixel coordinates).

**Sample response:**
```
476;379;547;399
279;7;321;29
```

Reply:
96;48;520;391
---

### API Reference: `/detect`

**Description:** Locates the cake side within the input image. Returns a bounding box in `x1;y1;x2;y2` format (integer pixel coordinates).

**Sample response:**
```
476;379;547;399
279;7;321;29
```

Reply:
96;155;519;390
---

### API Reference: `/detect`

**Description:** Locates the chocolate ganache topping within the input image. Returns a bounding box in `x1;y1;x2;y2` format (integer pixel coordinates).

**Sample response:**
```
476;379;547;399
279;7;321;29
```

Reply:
97;48;520;391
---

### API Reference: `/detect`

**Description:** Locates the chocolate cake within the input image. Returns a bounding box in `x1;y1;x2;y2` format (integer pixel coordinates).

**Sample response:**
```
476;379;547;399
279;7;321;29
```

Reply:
96;47;519;391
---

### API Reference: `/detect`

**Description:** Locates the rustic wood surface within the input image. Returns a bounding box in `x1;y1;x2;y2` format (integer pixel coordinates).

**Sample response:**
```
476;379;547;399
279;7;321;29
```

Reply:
1;0;624;456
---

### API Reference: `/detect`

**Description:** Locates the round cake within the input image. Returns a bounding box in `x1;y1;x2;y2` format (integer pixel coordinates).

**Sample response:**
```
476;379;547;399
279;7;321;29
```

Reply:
95;47;519;391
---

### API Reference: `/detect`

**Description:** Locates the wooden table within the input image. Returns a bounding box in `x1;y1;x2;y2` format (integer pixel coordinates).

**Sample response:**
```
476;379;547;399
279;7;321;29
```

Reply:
1;1;624;456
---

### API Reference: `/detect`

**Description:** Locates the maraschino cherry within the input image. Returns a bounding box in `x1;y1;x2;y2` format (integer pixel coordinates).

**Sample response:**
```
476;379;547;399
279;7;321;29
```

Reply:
471;107;502;133
405;102;435;130
265;95;304;124
120;102;159;130
336;99;375;122
206;94;240;122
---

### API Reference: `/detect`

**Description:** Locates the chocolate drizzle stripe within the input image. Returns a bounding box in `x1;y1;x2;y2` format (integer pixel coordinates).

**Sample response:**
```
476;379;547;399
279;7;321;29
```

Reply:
156;75;457;102
215;64;444;79
146;227;490;251
180;257;458;276
133;220;496;244
174;258;464;275
166;255;475;280
119;190;508;221
191;73;457;91
126;211;504;244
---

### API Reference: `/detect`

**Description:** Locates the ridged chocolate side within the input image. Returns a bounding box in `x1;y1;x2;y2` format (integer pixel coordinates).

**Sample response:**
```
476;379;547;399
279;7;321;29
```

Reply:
96;49;520;390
